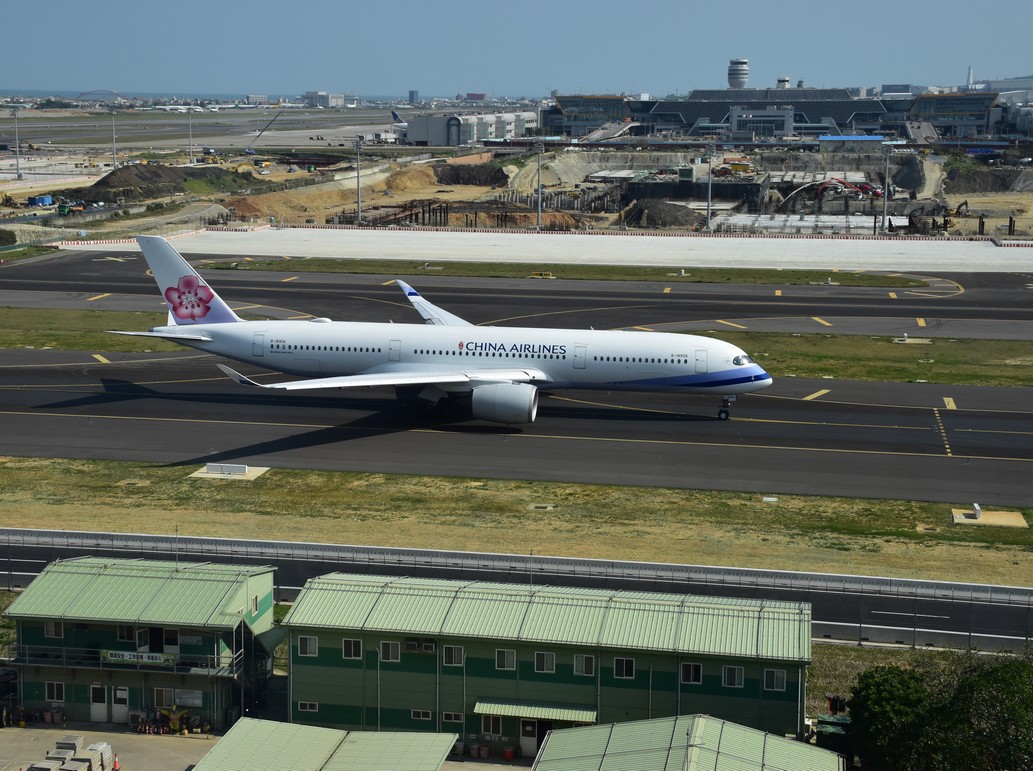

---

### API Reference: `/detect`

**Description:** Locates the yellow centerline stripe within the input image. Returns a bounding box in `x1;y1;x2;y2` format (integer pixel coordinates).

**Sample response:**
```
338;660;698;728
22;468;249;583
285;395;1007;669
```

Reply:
233;304;262;311
917;318;926;327
716;320;747;329
281;276;299;282
811;317;832;327
803;389;831;401
86;293;111;301
92;354;110;364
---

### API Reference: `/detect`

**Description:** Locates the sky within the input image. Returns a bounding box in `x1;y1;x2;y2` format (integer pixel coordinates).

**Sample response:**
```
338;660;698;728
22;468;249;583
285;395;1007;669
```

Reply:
4;0;1031;99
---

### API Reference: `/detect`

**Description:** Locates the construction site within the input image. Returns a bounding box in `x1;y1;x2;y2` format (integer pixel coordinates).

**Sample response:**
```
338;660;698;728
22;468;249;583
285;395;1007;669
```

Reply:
3;117;1033;243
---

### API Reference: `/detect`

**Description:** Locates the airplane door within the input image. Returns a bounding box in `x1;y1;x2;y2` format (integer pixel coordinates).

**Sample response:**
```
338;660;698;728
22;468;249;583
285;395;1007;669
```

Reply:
574;345;587;370
695;349;708;373
389;339;401;362
252;333;265;357
90;684;107;722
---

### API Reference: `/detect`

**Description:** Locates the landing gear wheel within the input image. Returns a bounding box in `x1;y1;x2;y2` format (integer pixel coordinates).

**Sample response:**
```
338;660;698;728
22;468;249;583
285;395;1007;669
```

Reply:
718;407;730;420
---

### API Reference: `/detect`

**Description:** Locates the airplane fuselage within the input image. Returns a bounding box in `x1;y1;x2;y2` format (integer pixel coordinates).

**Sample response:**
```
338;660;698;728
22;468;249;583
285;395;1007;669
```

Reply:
158;318;771;395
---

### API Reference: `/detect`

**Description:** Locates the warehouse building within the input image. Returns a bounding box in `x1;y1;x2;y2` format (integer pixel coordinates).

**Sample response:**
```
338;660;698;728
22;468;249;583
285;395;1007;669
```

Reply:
283;574;811;758
405;112;538;146
532;714;845;771
4;557;277;731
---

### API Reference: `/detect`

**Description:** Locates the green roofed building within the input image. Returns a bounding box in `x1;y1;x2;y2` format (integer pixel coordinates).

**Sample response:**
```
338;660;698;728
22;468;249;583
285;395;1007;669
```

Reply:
532;714;845;771
192;717;457;771
283;574;811;759
4;557;276;730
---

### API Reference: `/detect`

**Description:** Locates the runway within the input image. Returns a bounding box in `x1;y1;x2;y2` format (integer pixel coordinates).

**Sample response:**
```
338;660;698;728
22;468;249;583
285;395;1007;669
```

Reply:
1;245;1032;505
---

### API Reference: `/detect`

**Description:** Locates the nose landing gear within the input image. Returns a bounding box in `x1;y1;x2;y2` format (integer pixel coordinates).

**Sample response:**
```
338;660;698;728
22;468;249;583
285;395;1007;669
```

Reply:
718;395;736;420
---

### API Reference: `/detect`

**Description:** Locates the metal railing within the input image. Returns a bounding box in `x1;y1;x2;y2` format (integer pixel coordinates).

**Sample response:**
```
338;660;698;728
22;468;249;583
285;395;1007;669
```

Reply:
10;643;244;678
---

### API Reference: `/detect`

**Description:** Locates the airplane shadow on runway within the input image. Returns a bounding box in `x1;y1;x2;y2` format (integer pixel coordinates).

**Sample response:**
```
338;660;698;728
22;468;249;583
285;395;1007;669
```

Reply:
38;379;713;467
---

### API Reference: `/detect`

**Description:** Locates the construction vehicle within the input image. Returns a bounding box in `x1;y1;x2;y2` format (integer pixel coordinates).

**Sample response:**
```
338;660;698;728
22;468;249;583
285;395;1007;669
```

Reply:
244;110;283;155
955;200;969;217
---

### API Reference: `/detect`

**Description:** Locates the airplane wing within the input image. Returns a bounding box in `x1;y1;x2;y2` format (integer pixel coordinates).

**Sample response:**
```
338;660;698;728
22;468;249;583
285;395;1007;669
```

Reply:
216;363;548;391
396;280;474;327
108;330;214;342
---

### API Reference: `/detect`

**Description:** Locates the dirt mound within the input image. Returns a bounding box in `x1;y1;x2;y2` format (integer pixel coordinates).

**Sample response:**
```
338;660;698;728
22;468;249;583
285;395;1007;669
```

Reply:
943;168;1023;195
623;200;702;229
68;164;246;204
387;166;437;192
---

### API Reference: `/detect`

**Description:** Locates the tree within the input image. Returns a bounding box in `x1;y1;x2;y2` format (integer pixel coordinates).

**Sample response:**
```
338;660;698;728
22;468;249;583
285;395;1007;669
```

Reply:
849;665;931;770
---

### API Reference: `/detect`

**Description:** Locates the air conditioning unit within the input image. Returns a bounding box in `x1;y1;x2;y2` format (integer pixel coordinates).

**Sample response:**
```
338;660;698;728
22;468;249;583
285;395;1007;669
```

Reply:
422;640;437;653
405;639;419;652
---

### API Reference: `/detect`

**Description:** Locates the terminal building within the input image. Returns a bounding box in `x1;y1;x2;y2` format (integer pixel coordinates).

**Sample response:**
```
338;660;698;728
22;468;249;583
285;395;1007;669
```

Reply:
283;574;812;757
404;111;538;146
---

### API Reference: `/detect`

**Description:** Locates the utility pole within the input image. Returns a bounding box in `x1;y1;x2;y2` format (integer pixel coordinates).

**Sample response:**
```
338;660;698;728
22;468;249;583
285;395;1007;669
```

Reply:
187;110;194;165
881;146;890;233
111;110;118;169
535;141;544;230
354;137;364;225
705;144;714;231
12;108;22;180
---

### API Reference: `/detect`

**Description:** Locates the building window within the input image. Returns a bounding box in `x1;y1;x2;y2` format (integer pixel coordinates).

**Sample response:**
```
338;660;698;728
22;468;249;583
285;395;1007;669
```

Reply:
574;654;595;677
482;715;502;735
764;668;787;691
443;712;464;723
155;688;175;708
495;649;516;671
535;651;555;673
681;662;703;685
298;701;318;712
44;620;63;639
443;645;464;667
614;657;635;679
251;594;259;615
723;665;744;688
163;628;179;648
117;625;134;642
380;641;400;662
45;682;65;702
342;639;361;659
411;709;432;721
298;636;318;657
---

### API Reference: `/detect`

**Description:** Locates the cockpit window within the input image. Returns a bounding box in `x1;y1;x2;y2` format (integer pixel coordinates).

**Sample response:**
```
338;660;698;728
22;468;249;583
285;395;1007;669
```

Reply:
732;355;755;366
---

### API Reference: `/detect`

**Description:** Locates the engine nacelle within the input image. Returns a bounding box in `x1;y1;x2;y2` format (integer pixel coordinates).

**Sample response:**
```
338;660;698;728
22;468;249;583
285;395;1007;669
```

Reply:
470;382;539;425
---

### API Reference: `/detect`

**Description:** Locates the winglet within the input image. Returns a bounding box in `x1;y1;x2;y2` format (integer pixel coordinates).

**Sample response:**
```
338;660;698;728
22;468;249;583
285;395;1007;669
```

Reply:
216;363;265;387
395;279;474;327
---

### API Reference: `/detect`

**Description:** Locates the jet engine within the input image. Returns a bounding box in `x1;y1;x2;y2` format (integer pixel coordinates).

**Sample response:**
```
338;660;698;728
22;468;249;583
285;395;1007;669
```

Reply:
470;382;539;425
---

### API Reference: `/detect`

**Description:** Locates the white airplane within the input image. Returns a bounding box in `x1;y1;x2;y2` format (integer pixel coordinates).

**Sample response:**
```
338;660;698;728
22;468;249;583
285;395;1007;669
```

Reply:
390;110;408;129
111;236;771;424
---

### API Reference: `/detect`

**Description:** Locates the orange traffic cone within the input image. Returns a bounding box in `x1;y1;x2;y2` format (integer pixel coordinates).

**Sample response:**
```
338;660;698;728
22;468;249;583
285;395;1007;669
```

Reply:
112;754;120;770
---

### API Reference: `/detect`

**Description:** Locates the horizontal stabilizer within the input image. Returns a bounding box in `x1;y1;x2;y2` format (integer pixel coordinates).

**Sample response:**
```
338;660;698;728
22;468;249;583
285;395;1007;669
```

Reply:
108;330;213;342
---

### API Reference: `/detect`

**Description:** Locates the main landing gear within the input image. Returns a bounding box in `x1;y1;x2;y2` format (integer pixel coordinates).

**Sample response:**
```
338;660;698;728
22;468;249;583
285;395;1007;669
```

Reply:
718;395;736;421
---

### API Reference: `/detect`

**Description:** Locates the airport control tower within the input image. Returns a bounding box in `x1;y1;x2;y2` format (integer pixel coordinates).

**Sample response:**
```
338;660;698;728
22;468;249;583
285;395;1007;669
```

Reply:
728;58;749;89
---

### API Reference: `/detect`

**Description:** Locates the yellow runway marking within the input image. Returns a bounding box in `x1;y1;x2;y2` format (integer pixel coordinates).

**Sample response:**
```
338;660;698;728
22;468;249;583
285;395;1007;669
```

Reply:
233;304;261;311
86;293;111;301
811;317;832;327
92;354;110;364
943;397;957;410
281;276;299;282
288;314;315;320
932;408;952;455
381;280;396;285
630;326;654;331
663;287;671;294
888;292;898;299
917;318;926;327
716;320;747;329
774;289;782;297
803;389;831;401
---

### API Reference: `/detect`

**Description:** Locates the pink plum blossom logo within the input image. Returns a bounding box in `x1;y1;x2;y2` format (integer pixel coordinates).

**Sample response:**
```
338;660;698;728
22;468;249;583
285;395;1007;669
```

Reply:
165;275;215;321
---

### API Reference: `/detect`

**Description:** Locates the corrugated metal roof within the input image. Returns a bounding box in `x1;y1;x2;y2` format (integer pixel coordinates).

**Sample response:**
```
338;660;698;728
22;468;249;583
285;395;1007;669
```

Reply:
532;715;844;771
5;558;274;630
192;718;456;771
283;575;811;662
475;698;597;724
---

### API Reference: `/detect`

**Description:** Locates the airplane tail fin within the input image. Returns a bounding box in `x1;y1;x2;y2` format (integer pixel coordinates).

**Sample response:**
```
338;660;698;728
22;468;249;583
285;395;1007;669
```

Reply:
391;110;404;123
136;236;241;325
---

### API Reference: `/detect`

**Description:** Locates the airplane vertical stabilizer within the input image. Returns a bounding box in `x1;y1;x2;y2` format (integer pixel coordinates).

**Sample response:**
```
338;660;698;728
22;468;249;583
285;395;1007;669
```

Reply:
137;236;241;325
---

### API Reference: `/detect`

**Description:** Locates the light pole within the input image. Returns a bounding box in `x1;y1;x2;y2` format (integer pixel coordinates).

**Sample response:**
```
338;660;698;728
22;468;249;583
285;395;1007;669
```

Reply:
11;108;22;180
534;141;544;230
705;144;714;232
187;111;194;165
354;136;364;225
110;110;118;169
881;146;890;233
